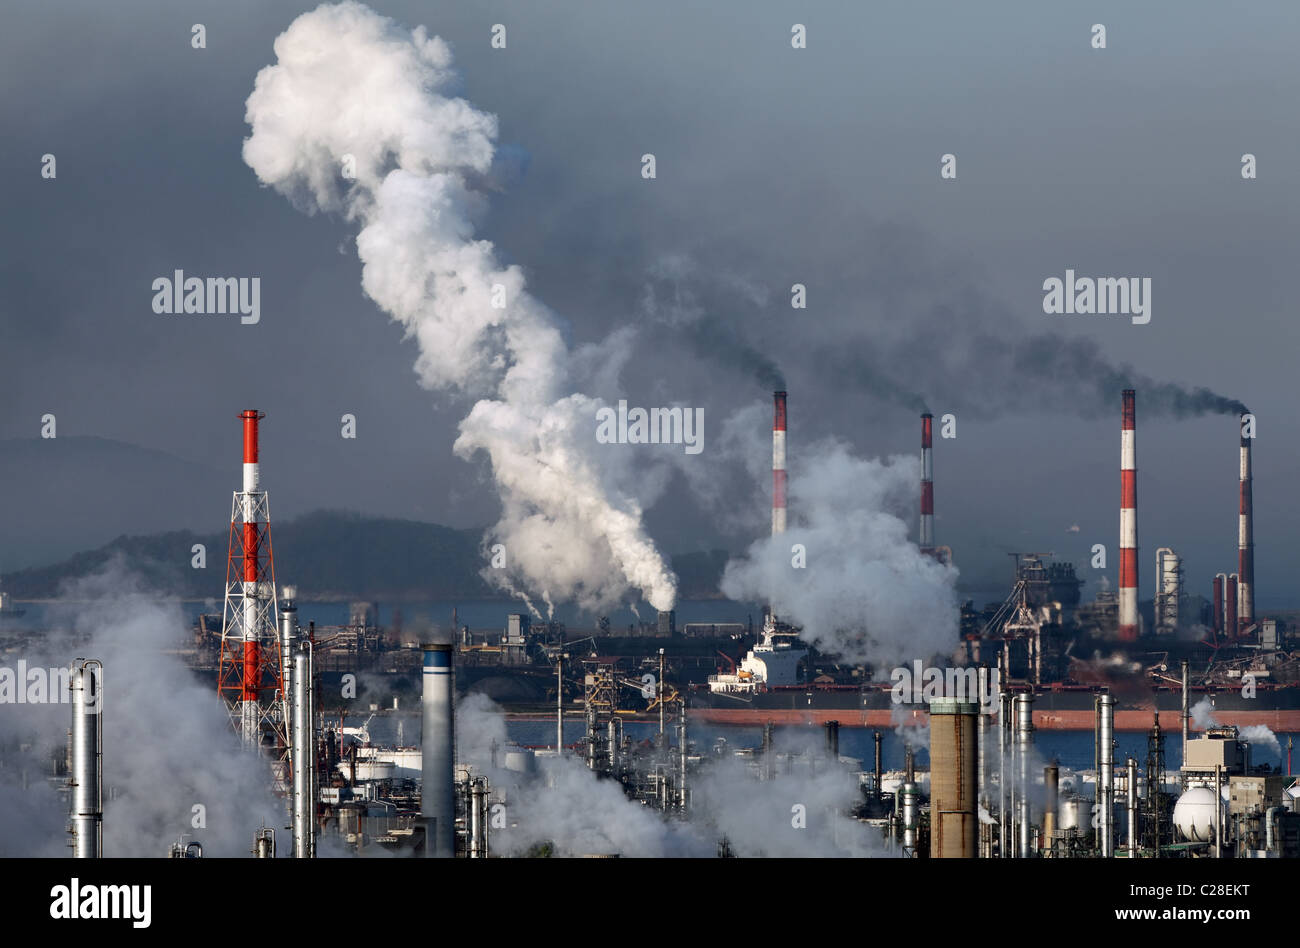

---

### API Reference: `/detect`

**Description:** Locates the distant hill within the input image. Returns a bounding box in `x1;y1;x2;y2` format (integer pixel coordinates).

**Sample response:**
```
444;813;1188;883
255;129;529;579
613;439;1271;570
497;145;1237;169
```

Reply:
0;510;730;602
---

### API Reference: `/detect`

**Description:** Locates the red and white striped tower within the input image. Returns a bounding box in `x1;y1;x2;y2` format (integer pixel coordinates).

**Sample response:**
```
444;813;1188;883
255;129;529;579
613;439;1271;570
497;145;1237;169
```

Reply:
920;413;934;552
1118;390;1139;641
1237;419;1254;636
772;391;787;536
217;410;284;751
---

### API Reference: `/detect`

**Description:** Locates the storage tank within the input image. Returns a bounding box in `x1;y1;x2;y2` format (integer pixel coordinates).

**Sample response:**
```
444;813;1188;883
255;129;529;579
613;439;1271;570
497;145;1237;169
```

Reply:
1173;787;1224;843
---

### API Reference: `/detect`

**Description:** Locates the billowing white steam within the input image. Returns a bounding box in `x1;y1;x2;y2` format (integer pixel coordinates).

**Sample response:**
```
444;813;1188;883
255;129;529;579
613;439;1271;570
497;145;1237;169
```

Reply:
456;695;882;857
242;1;676;615
1189;697;1281;758
719;436;960;667
0;561;285;857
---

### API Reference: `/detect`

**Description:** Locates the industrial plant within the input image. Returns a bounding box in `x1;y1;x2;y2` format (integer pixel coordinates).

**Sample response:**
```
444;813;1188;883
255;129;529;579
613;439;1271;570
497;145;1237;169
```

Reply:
32;383;1291;862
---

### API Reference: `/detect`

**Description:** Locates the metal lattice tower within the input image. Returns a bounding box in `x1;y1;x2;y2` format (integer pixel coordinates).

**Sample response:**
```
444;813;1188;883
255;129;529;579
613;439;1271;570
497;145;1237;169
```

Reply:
217;411;285;760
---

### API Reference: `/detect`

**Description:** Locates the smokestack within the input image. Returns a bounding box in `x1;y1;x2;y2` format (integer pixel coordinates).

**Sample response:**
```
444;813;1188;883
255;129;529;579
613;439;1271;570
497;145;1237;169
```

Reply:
1118;390;1139;641
1238;421;1254;635
422;641;455;858
68;659;102;858
824;720;840;759
1226;574;1238;642
1043;761;1059;855
292;644;315;858
920;412;934;550
772;391;787;536
873;730;882;799
929;699;978;858
1096;693;1115;858
1126;757;1140;857
1212;574;1225;640
1181;659;1190;790
1015;693;1034;858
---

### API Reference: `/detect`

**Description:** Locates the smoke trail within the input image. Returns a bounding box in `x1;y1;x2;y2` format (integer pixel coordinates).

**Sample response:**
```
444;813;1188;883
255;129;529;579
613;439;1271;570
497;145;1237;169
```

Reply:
820;296;1246;420
242;2;676;614
719;437;960;667
1189;696;1280;758
638;255;785;391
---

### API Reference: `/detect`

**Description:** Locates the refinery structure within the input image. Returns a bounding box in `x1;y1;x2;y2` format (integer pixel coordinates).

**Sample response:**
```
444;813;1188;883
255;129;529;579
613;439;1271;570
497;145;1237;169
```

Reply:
39;388;1299;861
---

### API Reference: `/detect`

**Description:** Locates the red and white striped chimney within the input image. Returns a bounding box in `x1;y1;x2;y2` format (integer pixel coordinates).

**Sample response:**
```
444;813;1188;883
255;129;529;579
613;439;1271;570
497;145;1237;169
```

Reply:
1118;390;1139;641
1237;420;1254;636
920;413;934;550
772;391;787;536
239;410;264;713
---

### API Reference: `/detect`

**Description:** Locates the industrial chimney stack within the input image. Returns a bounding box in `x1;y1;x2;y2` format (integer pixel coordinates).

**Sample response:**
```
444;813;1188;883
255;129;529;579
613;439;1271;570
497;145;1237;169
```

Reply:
920;412;934;552
1238;419;1254;636
422;641;455;858
772;391;787;537
1118;390;1139;641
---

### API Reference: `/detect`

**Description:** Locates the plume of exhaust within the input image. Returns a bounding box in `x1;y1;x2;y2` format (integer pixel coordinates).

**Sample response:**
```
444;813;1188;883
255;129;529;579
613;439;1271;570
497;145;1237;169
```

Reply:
1189;696;1280;758
719;437;960;667
242;1;676;614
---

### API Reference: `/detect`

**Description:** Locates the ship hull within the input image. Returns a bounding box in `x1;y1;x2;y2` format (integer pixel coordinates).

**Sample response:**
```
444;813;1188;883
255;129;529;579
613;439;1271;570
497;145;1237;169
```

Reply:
688;684;1300;731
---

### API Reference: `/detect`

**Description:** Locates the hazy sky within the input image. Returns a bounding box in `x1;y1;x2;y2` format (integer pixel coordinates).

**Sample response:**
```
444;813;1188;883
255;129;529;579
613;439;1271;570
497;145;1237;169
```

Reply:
3;1;1297;607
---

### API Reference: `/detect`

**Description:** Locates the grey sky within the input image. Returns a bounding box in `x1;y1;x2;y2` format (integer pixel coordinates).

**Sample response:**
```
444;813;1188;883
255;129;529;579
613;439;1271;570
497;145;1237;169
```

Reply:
2;1;1297;607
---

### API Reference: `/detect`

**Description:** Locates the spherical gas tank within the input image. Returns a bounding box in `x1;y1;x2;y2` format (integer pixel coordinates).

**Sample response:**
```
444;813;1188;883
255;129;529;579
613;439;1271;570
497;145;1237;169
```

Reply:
1173;787;1223;842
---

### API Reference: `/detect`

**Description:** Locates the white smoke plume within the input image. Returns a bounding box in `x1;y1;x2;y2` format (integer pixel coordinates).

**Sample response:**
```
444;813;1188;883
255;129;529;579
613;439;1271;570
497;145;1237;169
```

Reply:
242;1;677;616
0;560;285;857
1189;696;1281;759
719;435;960;667
455;696;882;857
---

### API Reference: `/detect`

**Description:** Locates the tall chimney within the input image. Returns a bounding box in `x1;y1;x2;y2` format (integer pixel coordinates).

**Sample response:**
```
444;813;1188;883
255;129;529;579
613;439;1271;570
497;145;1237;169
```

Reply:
920;412;934;550
1118;390;1139;641
772;391;787;536
422;641;455;857
1212;574;1225;640
68;659;103;858
1097;693;1115;858
292;644;315;858
1226;574;1238;640
1238;419;1254;635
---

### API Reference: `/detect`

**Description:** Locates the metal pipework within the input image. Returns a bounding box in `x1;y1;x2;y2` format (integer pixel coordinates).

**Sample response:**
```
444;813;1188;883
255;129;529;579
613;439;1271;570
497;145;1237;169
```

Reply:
1015;693;1035;858
1212;574;1225;639
555;652;564;756
292;644;315;858
901;781;918;857
998;691;1009;858
1180;660;1190;790
1126;757;1139;857
68;659;103;859
678;706;688;811
1097;693;1115;858
469;777;487;858
608;719;619;769
873;730;883;800
422;642;455;858
280;586;298;740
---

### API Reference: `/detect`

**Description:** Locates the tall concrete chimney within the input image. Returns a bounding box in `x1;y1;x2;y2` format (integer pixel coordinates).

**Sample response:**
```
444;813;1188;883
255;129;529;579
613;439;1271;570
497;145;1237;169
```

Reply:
1118;390;1139;641
1238;419;1254;635
920;412;934;551
422;641;455;857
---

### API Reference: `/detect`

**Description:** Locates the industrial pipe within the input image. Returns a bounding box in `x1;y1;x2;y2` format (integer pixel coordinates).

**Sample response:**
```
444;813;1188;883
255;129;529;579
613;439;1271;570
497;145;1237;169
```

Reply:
422;641;455;858
68;659;103;858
